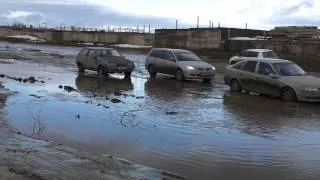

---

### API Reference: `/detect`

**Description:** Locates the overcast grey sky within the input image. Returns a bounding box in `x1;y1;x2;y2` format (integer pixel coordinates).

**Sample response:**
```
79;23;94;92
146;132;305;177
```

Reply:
0;0;319;30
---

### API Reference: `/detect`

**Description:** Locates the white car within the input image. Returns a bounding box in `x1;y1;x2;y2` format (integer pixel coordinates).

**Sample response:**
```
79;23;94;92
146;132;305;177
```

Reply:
229;49;279;65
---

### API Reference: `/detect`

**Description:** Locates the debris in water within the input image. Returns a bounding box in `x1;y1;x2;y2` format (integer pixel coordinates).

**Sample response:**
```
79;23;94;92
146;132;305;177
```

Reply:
103;105;110;109
105;97;110;100
40;80;45;83
58;85;63;89
165;111;179;115
111;98;121;103
76;114;80;119
0;74;5;78
97;103;102;107
63;86;76;92
29;94;42;99
114;91;122;96
136;96;144;99
28;76;36;83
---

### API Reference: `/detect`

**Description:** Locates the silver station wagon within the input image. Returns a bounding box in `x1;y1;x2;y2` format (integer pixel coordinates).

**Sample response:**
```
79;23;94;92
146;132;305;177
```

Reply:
76;47;135;77
145;48;216;82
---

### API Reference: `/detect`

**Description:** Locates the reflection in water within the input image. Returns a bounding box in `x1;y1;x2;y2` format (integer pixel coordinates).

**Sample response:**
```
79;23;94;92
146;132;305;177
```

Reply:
75;74;133;97
223;93;320;136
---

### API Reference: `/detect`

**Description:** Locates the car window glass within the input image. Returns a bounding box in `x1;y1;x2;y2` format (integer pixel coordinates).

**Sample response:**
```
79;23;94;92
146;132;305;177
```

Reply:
101;49;111;56
246;51;259;57
163;52;174;61
262;51;279;59
79;49;88;56
110;49;121;56
87;50;96;57
232;61;246;69
242;61;257;73
258;62;275;76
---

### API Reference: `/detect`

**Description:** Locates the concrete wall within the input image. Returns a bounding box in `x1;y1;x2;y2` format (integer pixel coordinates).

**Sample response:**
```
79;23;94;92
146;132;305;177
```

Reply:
0;27;152;45
155;29;223;50
155;28;265;50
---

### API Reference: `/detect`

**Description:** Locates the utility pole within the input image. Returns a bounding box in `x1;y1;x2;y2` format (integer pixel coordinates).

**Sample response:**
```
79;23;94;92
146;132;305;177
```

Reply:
211;22;214;28
176;19;178;29
246;22;248;29
197;16;199;28
209;20;211;28
218;22;220;28
149;24;151;34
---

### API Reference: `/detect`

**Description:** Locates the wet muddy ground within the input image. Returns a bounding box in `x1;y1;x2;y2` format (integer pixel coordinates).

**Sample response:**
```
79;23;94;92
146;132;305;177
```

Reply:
1;42;320;180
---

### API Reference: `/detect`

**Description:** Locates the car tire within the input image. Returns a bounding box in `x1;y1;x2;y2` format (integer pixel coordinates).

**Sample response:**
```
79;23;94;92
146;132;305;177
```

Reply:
77;63;85;73
176;69;185;81
97;66;106;76
148;65;157;78
124;72;132;78
281;87;297;102
230;79;242;92
203;78;212;83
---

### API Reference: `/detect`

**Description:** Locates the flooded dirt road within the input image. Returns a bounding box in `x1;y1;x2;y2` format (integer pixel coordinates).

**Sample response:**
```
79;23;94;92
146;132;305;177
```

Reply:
1;42;320;180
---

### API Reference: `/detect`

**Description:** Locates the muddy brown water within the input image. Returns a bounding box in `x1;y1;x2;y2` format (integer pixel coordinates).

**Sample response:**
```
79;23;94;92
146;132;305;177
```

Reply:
1;43;320;180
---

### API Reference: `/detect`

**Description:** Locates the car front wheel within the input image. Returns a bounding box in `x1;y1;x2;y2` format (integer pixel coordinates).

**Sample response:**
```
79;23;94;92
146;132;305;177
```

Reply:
176;69;185;81
281;87;297;101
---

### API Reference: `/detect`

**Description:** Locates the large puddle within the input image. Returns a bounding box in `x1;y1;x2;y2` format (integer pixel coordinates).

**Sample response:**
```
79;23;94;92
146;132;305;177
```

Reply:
1;43;320;179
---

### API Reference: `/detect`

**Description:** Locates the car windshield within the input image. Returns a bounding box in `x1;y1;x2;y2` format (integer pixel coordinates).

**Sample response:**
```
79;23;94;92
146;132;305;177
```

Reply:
273;63;306;76
100;49;121;57
263;51;279;58
174;51;201;61
110;49;121;56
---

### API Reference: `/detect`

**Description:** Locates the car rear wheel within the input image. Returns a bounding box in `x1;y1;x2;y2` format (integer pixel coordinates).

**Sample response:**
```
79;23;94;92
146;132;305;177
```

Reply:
148;65;157;78
77;63;85;73
97;66;106;76
230;79;242;92
176;69;185;81
281;87;297;101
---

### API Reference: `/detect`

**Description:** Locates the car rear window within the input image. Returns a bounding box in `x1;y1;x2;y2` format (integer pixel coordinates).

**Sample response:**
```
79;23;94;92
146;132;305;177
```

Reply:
242;61;257;72
245;51;259;57
262;51;279;59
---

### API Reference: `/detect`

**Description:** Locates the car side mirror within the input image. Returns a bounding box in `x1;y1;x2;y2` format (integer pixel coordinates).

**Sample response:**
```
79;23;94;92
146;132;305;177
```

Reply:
269;73;280;79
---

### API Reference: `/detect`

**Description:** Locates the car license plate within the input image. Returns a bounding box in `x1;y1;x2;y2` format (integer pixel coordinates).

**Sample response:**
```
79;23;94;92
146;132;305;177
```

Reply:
118;67;127;71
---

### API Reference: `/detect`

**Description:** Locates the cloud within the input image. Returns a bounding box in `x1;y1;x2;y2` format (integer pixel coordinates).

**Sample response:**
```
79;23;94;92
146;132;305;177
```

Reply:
0;0;181;29
279;0;315;15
